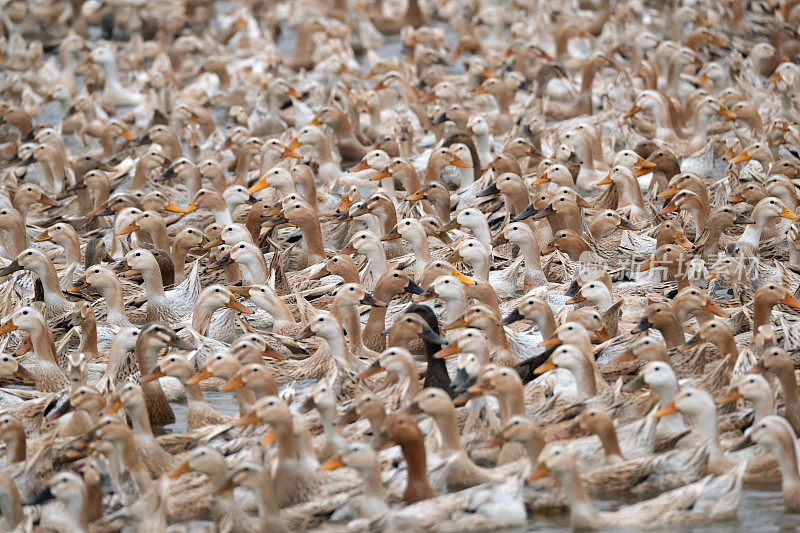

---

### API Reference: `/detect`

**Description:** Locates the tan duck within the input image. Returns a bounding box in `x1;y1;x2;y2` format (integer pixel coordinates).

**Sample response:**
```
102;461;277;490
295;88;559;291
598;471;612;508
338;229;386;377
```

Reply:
141;353;232;430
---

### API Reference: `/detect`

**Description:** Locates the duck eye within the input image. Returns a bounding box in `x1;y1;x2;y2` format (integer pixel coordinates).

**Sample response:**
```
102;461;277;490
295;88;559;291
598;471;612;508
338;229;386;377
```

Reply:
393;273;399;277
22;311;27;315
360;235;365;238
349;287;354;291
405;221;410;225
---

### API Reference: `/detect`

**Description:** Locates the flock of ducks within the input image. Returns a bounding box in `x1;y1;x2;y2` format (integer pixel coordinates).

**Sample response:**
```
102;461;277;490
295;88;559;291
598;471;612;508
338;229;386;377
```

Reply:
4;0;800;531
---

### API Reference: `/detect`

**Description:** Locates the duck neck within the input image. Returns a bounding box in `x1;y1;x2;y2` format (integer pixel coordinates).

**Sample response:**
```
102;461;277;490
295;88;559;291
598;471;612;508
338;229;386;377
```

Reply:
485;321;512;351
432;409;463;454
77;317;100;361
497;387;525;423
776;366;800;411
362;462;384;502
408;232;431;266
128;402;155;438
714;334;739;373
657;314;686;348
443;292;466;325
99;281;127;325
534;309;557;339
116;432;152;492
0;484;23;531
29;322;59;366
400;436;435;503
272;417;298;461
557;463;601;529
753;300;776;332
595;423;624;461
343;307;365;352
774;434;800;495
363;248;389;280
59;234;82;265
299;220;327;261
569;359;598;402
322;330;354;368
254;475;280;520
691;409;719;449
466;252;490;280
751;394;775;422
184;379;206;404
138;263;166;306
191;301;219;334
2;426;26;463
30;260;70;310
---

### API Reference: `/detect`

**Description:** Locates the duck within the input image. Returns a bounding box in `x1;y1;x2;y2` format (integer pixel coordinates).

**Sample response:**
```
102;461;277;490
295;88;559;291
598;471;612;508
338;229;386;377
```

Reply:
529;442;745;530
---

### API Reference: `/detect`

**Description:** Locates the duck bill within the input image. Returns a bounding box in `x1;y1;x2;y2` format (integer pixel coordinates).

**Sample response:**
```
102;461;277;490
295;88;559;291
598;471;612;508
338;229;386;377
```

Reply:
680;335;702;351
0;320;18;335
532;175;550;185
596;175;613;186
781;293;800;308
657;186;679;200
706;273;718;282
438;220;460;233
702;301;729;317
659;203;678;215
443;317;468;331
730;195;745;204
404;279;424;295
406;189;425;202
140;368;166;384
566;295;587;305
454;386;483;406
483;434;507;449
731;150;750;164
434;342;461;359
186;367;213;385
203;237;225;250
532;204;555;220
335;407;359;426
595;328;610;342
735;212;754;224
717;106;736;119
361;294;386;307
227;285;251;298
285;88;302;98
116;222;139;236
261;428;276;445
624;105;642;119
638;260;655;272
451;156;472;168
631;317;652;334
46;399;75;421
502;308;524;325
205;254;231;272
576;196;593;208
731;434;754;452
101;398;123;415
262;346;286;361
381;229;401;241
616;219;637;231
451;267;477;285
33;230;52;242
653;402;680;418
780;207;796;220
88;205;114;217
534;359;556;374
358;361;385;379
234;411;260;427
371;169;392;181
294;323;314;341
226;296;254;314
414;289;437;302
611;349;635;364
477;183;500;197
419;328;447;345
528;462;550;482
164;202;185;214
0;259;22;276
636;156;656;171
622;373;646;391
309;266;330;280
513;203;537;221
539;334;562;348
349;160;370;172
674;233;693;249
715;389;742;405
249;178;269;194
26;486;56;506
168;461;193;479
321;455;346;470
37;194;60;207
220;376;245;391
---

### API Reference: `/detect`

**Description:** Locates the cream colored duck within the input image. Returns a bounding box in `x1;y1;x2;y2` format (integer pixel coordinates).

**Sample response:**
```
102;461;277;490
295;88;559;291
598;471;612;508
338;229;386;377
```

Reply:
0;306;67;392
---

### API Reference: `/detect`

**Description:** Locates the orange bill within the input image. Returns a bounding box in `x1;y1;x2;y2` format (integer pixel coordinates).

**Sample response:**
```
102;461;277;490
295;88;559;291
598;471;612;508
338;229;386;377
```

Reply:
320;455;346;470
653;402;680;418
